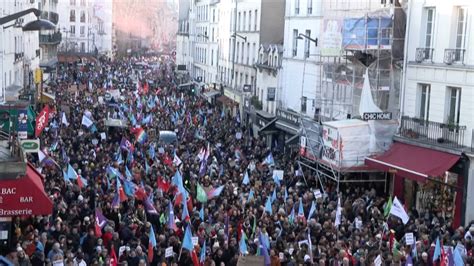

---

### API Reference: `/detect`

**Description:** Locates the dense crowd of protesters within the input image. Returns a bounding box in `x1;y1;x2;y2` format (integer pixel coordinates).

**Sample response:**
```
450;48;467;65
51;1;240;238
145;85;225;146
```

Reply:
3;56;473;266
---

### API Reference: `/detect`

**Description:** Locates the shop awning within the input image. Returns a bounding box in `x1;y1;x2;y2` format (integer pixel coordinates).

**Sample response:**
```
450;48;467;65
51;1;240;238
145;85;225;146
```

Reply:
40;91;56;103
276;120;300;135
0;163;53;217
203;90;220;98
216;95;238;107
259;118;277;134
365;142;460;183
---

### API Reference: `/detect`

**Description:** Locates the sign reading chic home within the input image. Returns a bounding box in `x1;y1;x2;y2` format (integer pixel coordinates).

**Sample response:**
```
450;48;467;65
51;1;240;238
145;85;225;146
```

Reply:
362;112;392;120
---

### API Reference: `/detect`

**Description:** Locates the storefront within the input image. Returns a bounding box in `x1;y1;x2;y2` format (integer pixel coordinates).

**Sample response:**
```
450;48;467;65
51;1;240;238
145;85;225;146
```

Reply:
0;163;53;248
259;108;300;152
202;90;221;105
365;142;467;228
216;95;239;118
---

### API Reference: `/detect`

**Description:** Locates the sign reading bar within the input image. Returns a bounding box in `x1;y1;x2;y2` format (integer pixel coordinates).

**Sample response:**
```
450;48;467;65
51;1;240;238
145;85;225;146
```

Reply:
362;112;392;120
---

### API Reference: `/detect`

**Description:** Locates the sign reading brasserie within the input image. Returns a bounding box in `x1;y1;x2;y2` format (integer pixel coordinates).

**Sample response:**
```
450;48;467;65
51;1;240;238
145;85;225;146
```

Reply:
362;112;392;120
276;108;300;125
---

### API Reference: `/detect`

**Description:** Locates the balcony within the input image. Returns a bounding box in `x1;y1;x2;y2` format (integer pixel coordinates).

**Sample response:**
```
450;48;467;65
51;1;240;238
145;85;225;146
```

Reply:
40;11;59;25
444;48;465;65
39;32;62;45
398;116;468;150
415;47;434;62
14;52;24;61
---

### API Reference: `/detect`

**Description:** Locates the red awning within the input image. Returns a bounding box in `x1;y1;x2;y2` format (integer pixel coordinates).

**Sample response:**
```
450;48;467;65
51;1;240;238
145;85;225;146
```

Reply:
365;142;460;183
0;163;53;217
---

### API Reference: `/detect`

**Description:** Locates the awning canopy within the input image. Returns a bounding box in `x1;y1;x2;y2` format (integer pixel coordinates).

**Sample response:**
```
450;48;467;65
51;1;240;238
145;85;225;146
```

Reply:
259;118;278;134
203;90;220;98
365;142;460;183
216;95;238;107
0;163;53;217
40;91;56;103
276;120;300;135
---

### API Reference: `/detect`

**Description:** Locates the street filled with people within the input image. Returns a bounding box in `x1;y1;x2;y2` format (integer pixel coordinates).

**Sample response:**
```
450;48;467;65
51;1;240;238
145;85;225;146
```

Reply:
5;56;474;266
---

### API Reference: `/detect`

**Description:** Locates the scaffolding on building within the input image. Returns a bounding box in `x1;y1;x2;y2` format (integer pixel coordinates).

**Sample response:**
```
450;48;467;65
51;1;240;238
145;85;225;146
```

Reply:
297;0;406;190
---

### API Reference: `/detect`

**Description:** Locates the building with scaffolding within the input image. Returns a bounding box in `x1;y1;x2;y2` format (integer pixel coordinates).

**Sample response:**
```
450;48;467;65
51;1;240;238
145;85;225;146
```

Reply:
297;0;406;194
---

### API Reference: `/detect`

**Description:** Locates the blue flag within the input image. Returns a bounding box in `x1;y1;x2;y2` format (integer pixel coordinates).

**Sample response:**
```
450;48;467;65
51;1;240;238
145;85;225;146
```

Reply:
239;231;248;255
308;201;316;220
433;237;441;262
271;188;277;203
182;225;194;251
200;241;206;263
264;196;272;215
284;187;288;203
258;232;271;266
248;190;254;202
199;206;205;221
298;198;304;218
242;171;250;185
454;247;465;266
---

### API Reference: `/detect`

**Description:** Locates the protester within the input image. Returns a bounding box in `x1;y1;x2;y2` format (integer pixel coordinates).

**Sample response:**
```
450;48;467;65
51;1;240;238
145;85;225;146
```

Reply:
5;55;472;266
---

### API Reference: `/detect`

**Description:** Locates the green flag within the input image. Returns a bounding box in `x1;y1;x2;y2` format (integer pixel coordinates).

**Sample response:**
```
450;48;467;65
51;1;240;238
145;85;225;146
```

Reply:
384;196;392;217
159;213;166;224
251;216;256;238
197;183;208;203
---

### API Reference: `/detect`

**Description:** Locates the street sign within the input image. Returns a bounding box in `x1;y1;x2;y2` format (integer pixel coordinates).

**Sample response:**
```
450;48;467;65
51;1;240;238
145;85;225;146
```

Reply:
362;112;392;120
20;139;40;153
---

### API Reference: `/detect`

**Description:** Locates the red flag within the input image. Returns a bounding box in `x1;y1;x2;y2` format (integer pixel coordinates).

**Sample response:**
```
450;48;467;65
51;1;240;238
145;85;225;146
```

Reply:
110;245;118;266
77;176;84;189
174;193;183;207
187;195;193;214
163;154;173;167
35;105;51;137
95;222;102;237
118;187;127;202
135;186;147;201
191;250;200;266
157;176;170;192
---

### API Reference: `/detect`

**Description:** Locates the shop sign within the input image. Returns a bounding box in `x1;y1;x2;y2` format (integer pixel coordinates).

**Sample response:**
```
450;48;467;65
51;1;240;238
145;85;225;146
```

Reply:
276;108;300;126
243;84;252;93
362;112;392;120
20;139;40;153
17;109;28;139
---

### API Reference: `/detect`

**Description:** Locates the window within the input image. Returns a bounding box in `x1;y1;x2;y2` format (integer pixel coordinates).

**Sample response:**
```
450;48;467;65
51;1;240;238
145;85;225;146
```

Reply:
81;42;85;52
80;0;85;6
211;50;214;66
238;12;241;31
307;0;313;14
254;10;258;31
70;25;75;35
80;26;85;36
236;42;240;63
243;12;246;31
301;96;307;113
249;11;252;31
241;42;244;63
418;84;431;120
252;43;256;63
70;0;75;5
455;7;467;60
304;30;311;58
80;11;86;22
292;29;298;56
424;8;435;49
70;10;75;22
446;87;461;125
213;9;215;22
295;0;300;15
247;43;250;64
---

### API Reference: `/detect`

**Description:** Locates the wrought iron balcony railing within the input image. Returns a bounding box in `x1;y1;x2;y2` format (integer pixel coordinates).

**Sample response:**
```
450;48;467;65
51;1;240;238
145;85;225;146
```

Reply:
415;47;434;62
39;32;62;45
399;116;467;149
444;48;465;64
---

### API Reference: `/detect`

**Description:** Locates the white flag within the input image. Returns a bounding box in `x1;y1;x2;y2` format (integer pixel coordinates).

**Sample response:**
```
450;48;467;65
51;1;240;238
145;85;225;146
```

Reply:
390;197;409;224
335;197;342;227
374;254;382;266
38;150;46;163
81;115;94;128
173;154;182;166
61;112;69;126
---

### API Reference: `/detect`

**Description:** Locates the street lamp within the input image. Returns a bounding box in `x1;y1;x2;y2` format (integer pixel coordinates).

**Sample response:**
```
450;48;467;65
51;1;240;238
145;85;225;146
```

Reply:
296;33;318;114
0;8;56;31
296;33;318;46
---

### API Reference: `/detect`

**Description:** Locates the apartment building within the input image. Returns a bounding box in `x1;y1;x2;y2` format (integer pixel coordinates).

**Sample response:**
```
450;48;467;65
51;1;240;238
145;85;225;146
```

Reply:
38;0;61;76
390;0;474;225
0;0;41;103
